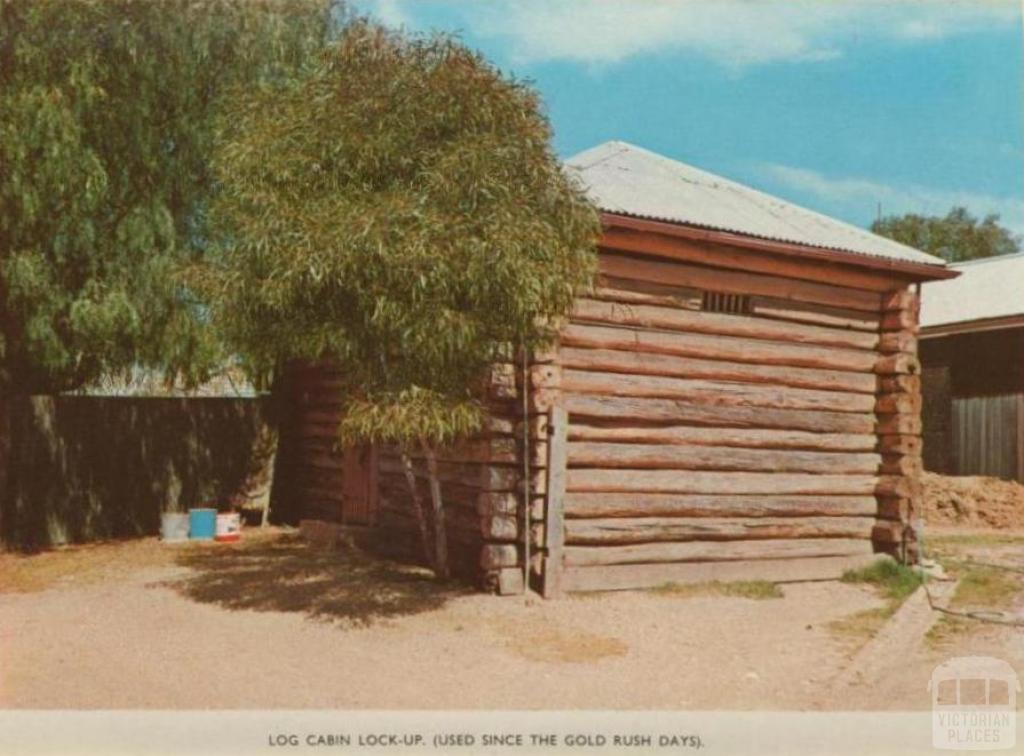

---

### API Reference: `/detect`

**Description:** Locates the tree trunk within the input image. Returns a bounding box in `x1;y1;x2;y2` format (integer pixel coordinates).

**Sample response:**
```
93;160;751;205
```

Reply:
420;438;449;580
400;451;433;571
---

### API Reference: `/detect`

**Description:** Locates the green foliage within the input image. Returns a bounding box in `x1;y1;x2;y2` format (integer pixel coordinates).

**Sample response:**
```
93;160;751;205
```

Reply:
204;20;600;443
337;387;483;447
840;558;922;602
871;206;1021;263
0;0;334;392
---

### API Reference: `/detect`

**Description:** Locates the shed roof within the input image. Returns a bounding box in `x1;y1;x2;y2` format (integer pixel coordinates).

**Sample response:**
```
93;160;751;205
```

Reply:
566;141;947;269
920;251;1024;332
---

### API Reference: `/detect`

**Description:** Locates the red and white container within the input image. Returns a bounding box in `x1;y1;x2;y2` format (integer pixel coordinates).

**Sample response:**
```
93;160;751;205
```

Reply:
214;512;242;543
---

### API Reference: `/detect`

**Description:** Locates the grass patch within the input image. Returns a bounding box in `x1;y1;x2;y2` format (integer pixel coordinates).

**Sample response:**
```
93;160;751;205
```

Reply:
949;565;1020;610
840;558;922;602
925;562;1022;648
649;580;784;600
927;533;1024;552
926;615;974;647
828;606;897;643
828;559;923;646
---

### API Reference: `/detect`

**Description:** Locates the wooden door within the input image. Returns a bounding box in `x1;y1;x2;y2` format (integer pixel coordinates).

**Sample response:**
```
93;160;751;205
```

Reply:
341;444;378;524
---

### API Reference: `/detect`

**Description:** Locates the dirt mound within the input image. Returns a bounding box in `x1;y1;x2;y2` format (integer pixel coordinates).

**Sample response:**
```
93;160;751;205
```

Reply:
922;472;1024;529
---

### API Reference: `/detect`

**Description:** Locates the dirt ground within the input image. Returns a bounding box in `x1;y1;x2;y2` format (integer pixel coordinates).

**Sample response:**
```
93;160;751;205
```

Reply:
922;471;1024;529
2;527;1022;711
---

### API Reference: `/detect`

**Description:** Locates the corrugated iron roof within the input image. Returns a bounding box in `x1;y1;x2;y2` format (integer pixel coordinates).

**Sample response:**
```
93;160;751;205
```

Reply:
566;141;946;268
920;251;1024;329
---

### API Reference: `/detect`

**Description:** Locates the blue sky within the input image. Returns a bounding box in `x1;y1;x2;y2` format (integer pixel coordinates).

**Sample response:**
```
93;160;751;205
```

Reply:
357;0;1024;235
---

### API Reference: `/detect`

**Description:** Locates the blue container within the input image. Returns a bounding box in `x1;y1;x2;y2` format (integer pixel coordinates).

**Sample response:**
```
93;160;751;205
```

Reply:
188;508;217;540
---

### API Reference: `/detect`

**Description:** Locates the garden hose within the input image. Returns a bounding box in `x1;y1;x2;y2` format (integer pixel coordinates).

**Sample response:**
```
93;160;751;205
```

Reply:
916;531;1024;628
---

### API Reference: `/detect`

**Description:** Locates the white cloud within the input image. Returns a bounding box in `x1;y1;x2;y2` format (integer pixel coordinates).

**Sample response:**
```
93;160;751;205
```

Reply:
368;0;1019;69
761;163;1024;235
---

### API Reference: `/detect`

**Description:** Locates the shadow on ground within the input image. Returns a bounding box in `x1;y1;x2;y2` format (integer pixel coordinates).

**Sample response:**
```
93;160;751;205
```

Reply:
168;533;468;626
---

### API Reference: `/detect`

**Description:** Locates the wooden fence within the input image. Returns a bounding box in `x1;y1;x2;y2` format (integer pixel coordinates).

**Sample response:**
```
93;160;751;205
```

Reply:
951;393;1024;482
1;395;271;549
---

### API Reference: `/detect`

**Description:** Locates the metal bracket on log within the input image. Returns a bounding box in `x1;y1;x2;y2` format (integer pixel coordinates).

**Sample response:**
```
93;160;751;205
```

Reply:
543;405;568;598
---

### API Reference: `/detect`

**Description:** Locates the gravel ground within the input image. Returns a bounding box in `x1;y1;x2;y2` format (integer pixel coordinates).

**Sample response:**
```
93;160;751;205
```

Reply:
1;530;1020;710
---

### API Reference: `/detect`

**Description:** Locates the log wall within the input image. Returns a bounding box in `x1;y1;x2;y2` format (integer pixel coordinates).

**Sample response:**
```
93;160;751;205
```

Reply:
286;361;528;592
536;245;921;594
283;237;926;596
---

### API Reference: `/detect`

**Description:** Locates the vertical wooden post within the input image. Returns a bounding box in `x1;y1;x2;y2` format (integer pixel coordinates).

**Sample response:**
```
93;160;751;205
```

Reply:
543;405;568;598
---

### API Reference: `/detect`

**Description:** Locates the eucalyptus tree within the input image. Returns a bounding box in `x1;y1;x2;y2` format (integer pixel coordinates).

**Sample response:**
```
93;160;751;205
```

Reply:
204;20;600;577
0;0;334;541
872;207;1020;263
0;0;333;393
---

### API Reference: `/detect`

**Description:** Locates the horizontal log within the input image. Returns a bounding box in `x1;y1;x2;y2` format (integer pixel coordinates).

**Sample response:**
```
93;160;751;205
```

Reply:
872;520;905;544
874;354;920;376
600;252;883;312
565;516;878;545
571;298;879;351
378;457;518;491
879;455;923;476
563;537;875;567
751;296;880;333
594;277;702;308
568;442;881;474
877;375;921;394
378;469;503;506
376;503;482;547
564;493;880;519
377;479;482;513
560;553;885;592
567;422;877;452
561;322;878;373
496;567;525;596
561;369;875;414
880;476;919;498
562;394;875;434
601;229;906;293
376;499;481;536
558;346;877;395
878;331;918;354
483;514;518;542
302;436;520;465
880;309;919;332
295;465;345;488
876;497;910;522
878;435;922;456
481;543;519;570
875;415;922;435
525;364;561;389
477;492;520;517
881;289;919;312
295;484;343;504
874;394;922;414
566;469;883;496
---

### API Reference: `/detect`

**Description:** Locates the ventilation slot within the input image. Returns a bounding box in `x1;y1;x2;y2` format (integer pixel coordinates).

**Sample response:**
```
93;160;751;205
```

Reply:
701;291;752;315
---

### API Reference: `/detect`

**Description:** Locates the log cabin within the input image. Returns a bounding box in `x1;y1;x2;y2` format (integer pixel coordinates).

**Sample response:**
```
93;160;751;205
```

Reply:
279;141;956;595
919;252;1024;483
